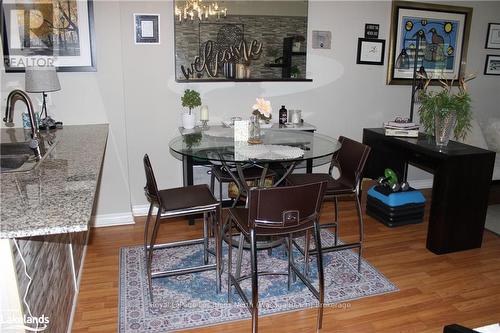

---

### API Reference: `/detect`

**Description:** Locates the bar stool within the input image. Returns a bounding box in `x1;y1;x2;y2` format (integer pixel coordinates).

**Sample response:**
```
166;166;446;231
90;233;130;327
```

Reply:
286;136;371;273
143;154;221;302
226;181;328;333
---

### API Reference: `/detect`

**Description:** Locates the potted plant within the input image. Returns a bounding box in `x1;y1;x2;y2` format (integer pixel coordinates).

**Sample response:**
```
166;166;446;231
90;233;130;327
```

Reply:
418;74;474;146
252;97;272;126
290;65;300;78
181;89;201;129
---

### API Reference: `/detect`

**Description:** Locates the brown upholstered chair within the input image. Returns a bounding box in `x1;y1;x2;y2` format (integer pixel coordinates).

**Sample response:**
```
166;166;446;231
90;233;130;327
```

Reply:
286;136;371;272
143;154;221;302
226;182;328;333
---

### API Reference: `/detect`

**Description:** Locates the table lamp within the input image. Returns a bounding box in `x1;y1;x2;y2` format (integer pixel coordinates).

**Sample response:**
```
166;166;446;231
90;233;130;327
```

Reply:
25;66;61;129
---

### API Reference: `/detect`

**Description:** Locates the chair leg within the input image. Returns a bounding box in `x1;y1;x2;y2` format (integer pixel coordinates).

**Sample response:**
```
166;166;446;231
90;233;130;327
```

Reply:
203;212;209;265
250;229;258;333
227;217;233;303
354;193;364;272
143;203;154;260
147;212;162;303
313;221;325;332
216;207;222;293
287;235;294;291
235;233;245;279
210;172;215;195
334;196;339;246
304;230;311;277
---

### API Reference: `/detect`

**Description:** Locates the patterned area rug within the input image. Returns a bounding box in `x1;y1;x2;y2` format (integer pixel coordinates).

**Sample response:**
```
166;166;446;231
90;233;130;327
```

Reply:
119;231;398;332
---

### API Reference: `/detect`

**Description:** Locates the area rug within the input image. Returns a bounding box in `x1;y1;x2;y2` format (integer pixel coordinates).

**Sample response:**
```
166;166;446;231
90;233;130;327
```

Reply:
485;204;500;236
118;231;398;332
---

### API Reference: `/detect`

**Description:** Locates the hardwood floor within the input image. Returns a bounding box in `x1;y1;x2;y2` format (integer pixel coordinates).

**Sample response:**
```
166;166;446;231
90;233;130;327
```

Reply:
72;194;500;333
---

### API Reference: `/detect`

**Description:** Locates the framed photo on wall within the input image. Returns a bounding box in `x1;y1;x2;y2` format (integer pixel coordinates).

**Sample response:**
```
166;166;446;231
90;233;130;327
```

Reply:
1;0;96;72
485;23;500;49
484;55;500;75
386;1;472;85
134;14;160;44
356;38;385;65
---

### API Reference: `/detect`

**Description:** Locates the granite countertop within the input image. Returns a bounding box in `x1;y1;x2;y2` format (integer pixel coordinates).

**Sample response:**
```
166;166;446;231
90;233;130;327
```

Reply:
0;124;108;239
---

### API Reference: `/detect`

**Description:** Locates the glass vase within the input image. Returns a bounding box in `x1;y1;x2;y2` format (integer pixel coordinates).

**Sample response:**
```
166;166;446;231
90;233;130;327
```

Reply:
434;111;456;146
249;115;262;144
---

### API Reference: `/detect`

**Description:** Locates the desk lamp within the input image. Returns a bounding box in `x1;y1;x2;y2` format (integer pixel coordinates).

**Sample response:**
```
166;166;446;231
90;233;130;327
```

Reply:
25;66;61;129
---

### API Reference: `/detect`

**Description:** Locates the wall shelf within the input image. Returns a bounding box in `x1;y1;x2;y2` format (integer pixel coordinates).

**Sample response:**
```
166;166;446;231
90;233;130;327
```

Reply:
176;78;313;82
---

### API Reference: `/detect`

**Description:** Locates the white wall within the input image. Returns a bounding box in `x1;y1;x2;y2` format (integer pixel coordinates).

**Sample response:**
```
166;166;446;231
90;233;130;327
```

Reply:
2;1;499;219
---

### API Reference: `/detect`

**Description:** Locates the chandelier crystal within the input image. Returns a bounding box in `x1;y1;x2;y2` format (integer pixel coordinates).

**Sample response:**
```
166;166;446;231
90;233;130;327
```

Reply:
175;0;228;22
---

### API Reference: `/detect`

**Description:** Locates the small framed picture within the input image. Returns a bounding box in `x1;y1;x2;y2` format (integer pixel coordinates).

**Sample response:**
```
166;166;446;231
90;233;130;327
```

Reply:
484;55;500;75
356;38;385;65
134;14;160;44
485;23;500;49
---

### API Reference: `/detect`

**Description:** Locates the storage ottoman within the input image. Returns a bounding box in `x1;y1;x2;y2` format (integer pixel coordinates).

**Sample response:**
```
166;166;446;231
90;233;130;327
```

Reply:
367;185;426;227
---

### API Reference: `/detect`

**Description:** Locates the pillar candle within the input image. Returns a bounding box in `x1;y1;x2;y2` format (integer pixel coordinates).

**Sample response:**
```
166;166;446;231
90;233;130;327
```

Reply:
200;105;209;121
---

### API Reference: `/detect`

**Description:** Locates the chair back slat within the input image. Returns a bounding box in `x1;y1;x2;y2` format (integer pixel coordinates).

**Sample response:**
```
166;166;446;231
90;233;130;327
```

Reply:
247;182;327;230
330;136;371;190
143;154;162;207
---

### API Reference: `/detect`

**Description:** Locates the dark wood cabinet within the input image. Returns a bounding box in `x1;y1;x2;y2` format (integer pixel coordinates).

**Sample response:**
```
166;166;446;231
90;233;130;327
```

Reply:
362;128;495;254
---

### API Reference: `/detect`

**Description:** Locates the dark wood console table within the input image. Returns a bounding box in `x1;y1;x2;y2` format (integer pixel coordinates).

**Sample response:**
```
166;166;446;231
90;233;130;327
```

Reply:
362;128;495;254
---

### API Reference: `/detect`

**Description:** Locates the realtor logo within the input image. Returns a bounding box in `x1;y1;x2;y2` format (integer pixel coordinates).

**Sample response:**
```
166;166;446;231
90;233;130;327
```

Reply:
0;310;50;332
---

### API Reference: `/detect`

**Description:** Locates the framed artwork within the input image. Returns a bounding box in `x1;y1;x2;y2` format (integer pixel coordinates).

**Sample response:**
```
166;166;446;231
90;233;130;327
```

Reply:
134;14;160;44
485;23;500;49
356;38;385;65
1;0;96;72
387;1;472;85
484;55;500;76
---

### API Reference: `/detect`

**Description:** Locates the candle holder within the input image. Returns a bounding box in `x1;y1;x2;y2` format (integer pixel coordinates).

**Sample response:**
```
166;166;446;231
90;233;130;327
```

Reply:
201;120;209;130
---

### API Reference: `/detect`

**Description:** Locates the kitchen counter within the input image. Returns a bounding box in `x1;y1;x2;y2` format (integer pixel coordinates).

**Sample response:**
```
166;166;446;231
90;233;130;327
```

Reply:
0;124;109;239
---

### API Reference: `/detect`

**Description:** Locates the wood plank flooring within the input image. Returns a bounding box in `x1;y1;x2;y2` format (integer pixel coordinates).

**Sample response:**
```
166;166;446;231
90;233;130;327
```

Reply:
72;193;500;332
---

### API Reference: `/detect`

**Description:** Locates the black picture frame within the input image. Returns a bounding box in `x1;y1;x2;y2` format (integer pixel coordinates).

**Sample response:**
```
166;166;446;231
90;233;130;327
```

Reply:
134;14;160;44
386;1;472;85
484;54;500;75
356;38;385;65
1;0;96;72
485;23;500;49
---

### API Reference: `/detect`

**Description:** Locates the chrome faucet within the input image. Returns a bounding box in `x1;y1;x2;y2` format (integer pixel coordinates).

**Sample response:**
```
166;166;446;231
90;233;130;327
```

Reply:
4;89;42;158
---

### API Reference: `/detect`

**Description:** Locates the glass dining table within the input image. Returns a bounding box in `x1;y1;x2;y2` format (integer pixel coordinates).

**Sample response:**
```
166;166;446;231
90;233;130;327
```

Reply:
170;128;341;249
169;127;341;196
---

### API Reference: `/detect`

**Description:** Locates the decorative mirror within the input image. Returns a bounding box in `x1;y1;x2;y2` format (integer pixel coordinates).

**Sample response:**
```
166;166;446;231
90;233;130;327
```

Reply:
174;1;310;82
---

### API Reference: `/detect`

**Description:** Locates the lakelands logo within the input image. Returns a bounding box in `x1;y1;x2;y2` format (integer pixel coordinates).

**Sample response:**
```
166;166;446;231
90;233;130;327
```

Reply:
0;312;50;332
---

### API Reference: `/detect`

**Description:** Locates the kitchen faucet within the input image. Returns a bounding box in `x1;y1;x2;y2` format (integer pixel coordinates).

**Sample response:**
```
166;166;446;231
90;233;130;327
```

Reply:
4;89;42;158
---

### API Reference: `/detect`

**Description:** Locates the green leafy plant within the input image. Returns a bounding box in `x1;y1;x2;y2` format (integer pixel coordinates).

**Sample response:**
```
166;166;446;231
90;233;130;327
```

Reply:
418;75;474;141
183;133;202;149
181;89;201;115
290;65;300;78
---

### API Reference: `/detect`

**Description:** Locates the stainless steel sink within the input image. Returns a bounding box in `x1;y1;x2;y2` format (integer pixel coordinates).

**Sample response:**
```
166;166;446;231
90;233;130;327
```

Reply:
0;139;59;173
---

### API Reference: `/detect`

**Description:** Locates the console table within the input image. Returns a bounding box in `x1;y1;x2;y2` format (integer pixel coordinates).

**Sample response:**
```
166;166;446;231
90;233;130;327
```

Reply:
362;128;495;254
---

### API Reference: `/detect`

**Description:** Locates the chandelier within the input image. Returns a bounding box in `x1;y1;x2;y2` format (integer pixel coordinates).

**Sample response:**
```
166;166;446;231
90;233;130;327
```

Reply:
175;0;228;22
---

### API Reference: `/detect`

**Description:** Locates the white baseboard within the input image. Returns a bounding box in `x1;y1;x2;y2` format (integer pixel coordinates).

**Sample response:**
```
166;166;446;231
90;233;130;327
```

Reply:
132;204;157;217
91;212;135;227
408;179;433;189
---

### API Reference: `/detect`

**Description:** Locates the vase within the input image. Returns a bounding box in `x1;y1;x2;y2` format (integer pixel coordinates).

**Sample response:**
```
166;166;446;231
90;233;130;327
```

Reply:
248;115;262;144
292;42;301;52
182;112;196;129
434;111;456;146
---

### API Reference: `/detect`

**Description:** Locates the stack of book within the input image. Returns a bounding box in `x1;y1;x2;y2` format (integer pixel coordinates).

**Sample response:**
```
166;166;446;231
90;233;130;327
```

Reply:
384;121;419;137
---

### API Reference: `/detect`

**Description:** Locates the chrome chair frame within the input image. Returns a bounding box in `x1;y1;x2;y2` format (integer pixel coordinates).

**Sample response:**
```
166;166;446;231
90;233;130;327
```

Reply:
143;155;222;303
226;182;327;333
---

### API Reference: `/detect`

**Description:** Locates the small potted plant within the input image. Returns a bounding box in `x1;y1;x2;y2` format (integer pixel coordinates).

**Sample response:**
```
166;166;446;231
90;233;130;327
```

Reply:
181;89;201;129
418;74;474;146
290;65;300;78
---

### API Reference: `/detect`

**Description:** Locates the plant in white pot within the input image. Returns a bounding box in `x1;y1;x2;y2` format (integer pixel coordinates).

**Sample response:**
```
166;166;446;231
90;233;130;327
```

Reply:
181;89;201;129
418;74;474;146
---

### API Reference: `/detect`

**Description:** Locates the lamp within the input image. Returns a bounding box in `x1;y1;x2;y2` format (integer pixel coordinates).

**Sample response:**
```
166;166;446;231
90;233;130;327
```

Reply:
25;66;61;128
397;38;427;122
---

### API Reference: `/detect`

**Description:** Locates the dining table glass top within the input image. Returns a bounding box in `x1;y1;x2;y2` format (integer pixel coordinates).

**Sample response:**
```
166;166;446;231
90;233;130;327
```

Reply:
169;128;341;164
